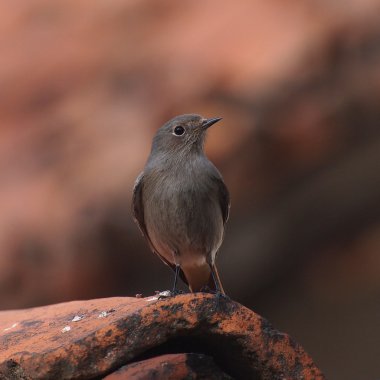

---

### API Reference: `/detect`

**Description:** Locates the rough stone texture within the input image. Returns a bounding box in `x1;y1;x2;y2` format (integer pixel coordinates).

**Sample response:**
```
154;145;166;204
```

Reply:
104;353;233;380
0;294;324;379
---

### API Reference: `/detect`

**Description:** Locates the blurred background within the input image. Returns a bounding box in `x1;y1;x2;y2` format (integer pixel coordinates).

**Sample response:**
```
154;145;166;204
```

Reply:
0;1;379;378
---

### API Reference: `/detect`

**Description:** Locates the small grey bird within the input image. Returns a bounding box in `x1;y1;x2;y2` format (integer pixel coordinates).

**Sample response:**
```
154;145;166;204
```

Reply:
132;114;230;294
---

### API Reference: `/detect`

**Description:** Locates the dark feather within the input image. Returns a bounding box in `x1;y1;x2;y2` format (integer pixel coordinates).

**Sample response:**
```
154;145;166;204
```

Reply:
210;172;230;225
132;172;146;237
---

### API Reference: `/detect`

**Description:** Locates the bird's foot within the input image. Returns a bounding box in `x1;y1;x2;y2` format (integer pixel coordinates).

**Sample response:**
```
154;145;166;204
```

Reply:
200;285;213;293
213;291;230;311
199;286;229;299
215;290;229;300
199;286;229;309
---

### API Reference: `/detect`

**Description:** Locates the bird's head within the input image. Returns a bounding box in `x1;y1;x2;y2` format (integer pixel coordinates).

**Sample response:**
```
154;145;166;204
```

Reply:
151;114;222;156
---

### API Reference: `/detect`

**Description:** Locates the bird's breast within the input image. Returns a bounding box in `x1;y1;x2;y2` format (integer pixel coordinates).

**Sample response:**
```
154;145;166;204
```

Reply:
143;167;224;257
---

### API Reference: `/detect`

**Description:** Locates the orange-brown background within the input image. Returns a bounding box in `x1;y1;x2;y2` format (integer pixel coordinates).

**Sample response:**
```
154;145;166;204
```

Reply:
0;1;379;379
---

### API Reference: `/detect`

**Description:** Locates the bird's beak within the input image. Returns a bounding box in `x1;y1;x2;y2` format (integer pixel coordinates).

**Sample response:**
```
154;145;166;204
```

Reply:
202;117;222;130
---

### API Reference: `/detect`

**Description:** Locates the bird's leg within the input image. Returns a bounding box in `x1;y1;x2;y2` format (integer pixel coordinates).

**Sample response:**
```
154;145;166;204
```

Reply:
172;264;181;295
158;260;183;299
210;264;229;306
209;264;223;294
169;250;185;295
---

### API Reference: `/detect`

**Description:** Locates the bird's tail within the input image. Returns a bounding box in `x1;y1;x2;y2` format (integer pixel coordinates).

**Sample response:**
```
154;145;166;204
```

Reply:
183;263;225;294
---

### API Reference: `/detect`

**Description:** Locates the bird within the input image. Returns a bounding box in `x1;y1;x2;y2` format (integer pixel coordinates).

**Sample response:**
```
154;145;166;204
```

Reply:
132;114;230;295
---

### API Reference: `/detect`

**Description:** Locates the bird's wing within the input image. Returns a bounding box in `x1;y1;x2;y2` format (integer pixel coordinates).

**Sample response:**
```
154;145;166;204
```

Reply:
132;172;148;238
132;172;189;285
213;174;230;225
132;172;162;253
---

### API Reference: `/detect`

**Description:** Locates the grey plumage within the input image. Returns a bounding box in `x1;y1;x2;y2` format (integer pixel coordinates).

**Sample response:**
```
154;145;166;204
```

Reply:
132;114;230;293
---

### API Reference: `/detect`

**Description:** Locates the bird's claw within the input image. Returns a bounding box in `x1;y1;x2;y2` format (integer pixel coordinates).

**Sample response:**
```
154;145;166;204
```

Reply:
200;285;213;293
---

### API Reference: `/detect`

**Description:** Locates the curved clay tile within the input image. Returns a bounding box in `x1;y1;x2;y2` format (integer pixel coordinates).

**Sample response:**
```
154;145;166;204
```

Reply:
0;293;324;379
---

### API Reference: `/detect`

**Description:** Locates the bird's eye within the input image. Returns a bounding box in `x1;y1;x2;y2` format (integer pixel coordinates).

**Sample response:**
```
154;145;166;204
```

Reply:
173;126;185;136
